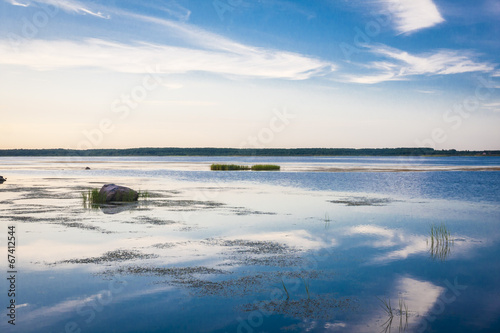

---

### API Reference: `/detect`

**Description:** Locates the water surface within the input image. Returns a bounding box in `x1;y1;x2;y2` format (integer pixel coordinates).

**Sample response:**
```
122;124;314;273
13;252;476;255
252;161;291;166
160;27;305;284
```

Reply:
1;156;499;332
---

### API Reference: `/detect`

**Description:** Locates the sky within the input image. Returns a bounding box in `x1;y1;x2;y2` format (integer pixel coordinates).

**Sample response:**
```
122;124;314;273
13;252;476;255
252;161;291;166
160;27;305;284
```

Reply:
0;0;499;150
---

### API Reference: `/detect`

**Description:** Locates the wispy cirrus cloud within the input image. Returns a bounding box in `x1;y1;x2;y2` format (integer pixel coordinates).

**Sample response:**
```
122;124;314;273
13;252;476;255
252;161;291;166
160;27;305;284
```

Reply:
0;38;335;80
0;1;335;80
377;0;445;34
131;1;191;22
8;0;29;7
482;102;500;112
4;0;110;19
346;44;495;84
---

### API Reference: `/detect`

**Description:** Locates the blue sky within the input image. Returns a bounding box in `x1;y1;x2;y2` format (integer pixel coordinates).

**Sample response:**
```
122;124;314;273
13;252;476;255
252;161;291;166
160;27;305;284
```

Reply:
0;0;499;149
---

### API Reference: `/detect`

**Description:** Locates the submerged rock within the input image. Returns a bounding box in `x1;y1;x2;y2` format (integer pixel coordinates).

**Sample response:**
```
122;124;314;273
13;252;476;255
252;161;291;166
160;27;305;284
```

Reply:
99;184;138;203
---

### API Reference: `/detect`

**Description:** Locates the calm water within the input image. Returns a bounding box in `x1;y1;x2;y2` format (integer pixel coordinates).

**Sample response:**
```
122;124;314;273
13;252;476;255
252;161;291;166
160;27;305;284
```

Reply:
1;156;499;333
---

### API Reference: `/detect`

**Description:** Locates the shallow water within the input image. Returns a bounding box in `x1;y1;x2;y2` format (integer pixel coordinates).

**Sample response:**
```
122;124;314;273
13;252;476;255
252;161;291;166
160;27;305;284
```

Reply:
1;156;499;332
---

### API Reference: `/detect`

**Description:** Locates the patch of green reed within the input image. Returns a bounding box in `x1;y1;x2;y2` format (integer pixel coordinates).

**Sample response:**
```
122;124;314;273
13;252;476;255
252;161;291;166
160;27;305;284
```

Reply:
281;279;290;300
83;188;106;204
121;190;135;202
81;188;106;209
398;298;409;332
210;164;281;171
82;188;146;208
323;213;332;229
250;164;280;171
324;213;331;223
428;223;454;261
377;296;393;317
302;278;311;299
399;297;408;317
430;223;451;242
210;164;250;171
378;297;409;333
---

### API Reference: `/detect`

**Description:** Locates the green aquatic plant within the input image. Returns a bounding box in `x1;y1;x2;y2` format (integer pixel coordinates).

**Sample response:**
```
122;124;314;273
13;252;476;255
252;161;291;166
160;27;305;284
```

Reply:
82;189;106;204
81;189;106;209
210;164;250;171
82;188;148;209
121;189;138;202
428;223;454;261
377;296;393;317
302;278;311;299
378;297;409;333
250;164;280;171
324;213;331;222
281;279;290;300
323;213;331;229
210;164;280;171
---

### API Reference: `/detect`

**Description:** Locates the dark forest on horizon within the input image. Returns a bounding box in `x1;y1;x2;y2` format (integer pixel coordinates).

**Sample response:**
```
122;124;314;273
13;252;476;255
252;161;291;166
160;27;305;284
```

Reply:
0;147;499;157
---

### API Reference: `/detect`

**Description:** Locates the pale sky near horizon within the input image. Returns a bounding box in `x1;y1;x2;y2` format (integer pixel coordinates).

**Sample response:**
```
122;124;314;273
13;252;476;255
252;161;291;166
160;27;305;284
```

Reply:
0;0;499;150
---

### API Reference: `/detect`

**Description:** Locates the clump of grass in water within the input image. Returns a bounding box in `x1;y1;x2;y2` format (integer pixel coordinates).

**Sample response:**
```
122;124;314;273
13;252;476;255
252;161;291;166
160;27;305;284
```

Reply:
428;223;454;261
378;296;393;317
210;164;280;171
302;278;311;299
82;189;106;204
82;188;148;209
378;297;410;333
323;213;332;229
82;189;106;209
398;298;409;332
250;164;280;171
281;278;290;300
210;164;250;171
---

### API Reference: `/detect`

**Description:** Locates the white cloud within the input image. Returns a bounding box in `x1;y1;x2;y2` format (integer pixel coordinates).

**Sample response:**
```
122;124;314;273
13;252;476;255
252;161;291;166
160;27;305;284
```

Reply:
4;0;110;19
146;1;191;21
482;102;500;112
346;72;402;84
8;0;29;7
2;0;336;80
0;38;335;80
378;0;445;34
373;46;494;75
346;44;495;84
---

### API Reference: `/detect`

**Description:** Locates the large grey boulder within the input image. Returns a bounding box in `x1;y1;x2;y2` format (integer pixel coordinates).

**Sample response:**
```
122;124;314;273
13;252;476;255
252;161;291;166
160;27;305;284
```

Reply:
99;184;138;203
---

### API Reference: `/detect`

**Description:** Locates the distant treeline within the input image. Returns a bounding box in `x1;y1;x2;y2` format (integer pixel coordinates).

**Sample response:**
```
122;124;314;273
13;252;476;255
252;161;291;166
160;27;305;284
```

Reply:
0;147;499;157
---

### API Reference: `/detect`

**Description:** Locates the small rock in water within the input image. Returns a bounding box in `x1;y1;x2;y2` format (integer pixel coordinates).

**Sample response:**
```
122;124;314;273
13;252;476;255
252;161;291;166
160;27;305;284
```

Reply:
85;167;91;170
0;176;6;183
99;184;138;203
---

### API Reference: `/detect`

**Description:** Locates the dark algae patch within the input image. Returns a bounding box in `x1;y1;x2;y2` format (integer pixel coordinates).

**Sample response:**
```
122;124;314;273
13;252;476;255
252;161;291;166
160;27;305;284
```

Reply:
328;196;394;206
108;265;228;277
130;215;178;225
56;250;158;264
204;238;297;255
